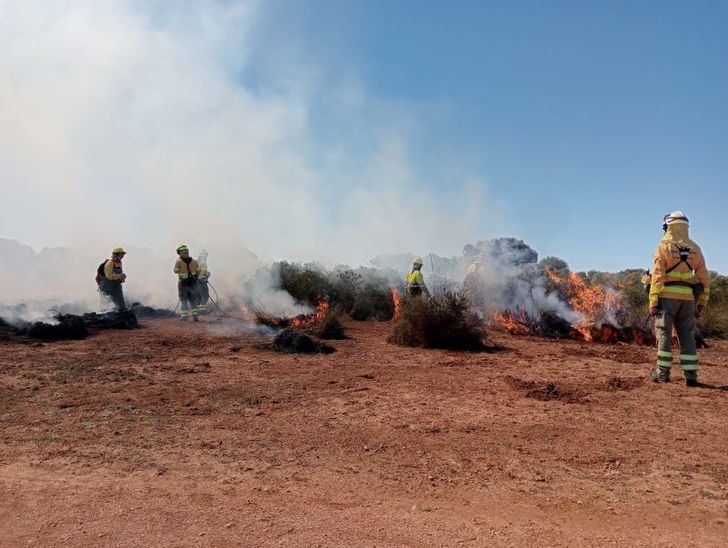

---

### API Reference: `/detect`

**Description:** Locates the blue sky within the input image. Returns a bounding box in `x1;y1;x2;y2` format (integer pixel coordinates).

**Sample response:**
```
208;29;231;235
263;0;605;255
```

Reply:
247;0;728;272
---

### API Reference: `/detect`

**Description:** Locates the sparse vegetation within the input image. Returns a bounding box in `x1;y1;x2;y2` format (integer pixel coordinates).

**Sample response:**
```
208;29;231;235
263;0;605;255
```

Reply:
389;291;490;350
274;261;396;321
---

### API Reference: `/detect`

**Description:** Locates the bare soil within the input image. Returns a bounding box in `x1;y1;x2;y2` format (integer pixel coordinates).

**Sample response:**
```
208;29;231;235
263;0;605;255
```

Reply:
1;317;727;546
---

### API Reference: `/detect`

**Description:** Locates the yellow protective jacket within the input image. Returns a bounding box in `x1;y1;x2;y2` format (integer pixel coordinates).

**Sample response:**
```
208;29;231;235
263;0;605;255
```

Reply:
649;224;710;306
406;269;427;293
104;259;124;282
174;257;199;280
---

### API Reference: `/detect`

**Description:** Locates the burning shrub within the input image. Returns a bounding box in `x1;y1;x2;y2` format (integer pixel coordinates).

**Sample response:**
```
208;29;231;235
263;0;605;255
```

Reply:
311;307;347;340
350;282;395;321
389;291;489;351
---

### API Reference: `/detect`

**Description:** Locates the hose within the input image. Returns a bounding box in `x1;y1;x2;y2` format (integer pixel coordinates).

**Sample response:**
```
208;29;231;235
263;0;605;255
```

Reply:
205;281;250;321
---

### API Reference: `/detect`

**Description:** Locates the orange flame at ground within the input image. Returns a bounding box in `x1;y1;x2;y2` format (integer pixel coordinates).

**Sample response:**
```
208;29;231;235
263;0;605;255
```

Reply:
240;304;254;323
493;311;531;335
547;270;624;341
391;288;402;321
290;300;329;329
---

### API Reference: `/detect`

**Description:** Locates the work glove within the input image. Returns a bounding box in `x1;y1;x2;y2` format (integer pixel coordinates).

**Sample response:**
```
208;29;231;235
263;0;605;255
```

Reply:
649;304;660;316
696;303;705;319
121;273;127;282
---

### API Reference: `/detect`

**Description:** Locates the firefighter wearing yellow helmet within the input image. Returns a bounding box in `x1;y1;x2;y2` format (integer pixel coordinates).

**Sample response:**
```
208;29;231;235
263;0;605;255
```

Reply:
96;246;127;310
649;212;710;386
174;245;201;321
405;256;430;297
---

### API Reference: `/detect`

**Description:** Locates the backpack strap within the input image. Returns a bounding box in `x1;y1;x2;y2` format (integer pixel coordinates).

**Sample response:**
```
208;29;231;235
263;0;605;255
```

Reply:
665;244;693;274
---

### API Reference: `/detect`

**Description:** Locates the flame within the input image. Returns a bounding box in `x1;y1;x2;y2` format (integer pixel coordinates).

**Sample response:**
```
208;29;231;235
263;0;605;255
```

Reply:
240;304;254;323
548;270;624;340
494;310;531;335
391;288;402;321
290;300;329;329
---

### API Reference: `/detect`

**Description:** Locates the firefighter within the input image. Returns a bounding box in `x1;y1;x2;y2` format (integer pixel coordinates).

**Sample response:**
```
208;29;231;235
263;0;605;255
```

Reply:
405;257;430;297
174;244;200;322
641;269;651;293
649;211;710;386
196;249;211;315
97;246;127;311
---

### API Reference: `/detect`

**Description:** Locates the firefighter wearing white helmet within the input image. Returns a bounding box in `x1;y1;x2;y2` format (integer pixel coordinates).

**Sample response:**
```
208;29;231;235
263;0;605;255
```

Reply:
96;246;128;311
649;211;710;386
405;256;430;297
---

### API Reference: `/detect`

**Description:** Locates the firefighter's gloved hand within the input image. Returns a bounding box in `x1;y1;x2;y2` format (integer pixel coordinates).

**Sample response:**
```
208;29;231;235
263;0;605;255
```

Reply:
696;303;705;318
121;273;127;282
649;304;660;316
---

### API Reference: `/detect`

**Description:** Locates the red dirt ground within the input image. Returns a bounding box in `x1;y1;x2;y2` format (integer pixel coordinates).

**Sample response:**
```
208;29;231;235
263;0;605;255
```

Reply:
1;317;727;546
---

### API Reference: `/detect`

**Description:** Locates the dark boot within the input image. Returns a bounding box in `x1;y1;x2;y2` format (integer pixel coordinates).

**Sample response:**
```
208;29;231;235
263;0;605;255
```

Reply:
192;315;199;322
650;367;670;383
684;370;699;387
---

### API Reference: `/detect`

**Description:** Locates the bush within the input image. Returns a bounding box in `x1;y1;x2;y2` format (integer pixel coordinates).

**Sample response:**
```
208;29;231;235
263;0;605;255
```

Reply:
327;268;361;313
351;282;395;321
312;307;347;340
389;291;489;350
701;273;728;338
278;262;331;306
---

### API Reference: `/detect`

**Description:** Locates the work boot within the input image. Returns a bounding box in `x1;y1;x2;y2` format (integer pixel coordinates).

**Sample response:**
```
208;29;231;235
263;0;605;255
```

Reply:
192;315;199;322
180;316;189;322
650;367;670;383
685;371;699;387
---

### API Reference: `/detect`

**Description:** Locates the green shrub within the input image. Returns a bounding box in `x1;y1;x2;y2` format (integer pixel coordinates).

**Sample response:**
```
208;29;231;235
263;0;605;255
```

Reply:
350;282;395;321
277;262;331;306
389;291;488;350
700;273;728;338
327;268;361;313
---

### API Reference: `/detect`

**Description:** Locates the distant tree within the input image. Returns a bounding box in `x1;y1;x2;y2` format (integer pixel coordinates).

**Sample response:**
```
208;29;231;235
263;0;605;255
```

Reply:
538;256;569;272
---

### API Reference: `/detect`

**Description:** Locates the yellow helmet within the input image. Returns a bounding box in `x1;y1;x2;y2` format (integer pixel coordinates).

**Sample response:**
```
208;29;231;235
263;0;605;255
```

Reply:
412;256;424;265
176;244;189;254
112;246;126;255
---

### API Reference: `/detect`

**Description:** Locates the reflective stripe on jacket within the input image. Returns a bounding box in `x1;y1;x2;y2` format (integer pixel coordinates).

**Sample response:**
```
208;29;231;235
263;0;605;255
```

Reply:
174;258;199;280
650;241;710;305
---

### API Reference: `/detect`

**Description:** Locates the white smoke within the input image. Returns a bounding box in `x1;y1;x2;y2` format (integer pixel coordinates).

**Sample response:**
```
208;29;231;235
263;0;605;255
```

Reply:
0;0;491;312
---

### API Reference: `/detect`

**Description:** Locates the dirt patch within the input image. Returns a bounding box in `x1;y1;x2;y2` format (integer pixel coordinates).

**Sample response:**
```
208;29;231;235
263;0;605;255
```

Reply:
606;376;644;391
1;318;727;546
505;376;587;403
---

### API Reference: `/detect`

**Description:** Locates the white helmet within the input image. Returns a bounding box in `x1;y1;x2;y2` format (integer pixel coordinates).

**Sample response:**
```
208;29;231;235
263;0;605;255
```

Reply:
664;211;689;226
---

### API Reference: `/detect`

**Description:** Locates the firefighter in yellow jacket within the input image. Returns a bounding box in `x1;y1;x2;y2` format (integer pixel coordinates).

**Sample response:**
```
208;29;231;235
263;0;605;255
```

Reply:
405;257;430;297
97;246;127;310
649;212;710;386
174;245;201;321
